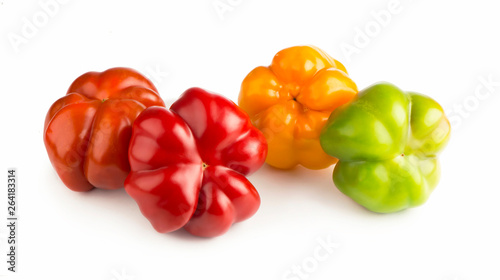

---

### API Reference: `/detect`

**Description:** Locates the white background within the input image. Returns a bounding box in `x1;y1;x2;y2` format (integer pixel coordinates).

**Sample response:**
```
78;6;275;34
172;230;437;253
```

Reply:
1;0;499;279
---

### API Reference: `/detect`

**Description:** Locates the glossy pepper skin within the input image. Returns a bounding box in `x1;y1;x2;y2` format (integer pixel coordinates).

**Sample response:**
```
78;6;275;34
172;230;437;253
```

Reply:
320;83;451;213
125;88;267;237
44;67;164;192
238;46;358;170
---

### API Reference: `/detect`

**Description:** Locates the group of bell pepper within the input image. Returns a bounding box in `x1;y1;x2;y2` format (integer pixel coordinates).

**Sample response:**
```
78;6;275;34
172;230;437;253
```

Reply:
44;46;450;237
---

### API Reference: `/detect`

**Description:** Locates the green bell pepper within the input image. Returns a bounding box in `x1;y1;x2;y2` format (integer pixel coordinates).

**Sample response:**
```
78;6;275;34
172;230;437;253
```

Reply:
320;82;451;213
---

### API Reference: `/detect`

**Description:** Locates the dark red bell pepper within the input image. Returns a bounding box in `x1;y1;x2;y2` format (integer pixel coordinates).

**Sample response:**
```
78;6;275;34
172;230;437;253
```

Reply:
125;87;267;237
44;67;164;191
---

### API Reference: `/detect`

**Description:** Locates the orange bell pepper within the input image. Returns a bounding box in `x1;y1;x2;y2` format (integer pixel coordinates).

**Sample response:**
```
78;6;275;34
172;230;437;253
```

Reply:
238;46;358;169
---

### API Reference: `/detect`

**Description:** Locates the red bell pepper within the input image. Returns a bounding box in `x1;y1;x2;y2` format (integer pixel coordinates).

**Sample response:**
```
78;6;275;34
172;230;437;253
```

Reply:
44;67;164;192
125;87;267;237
